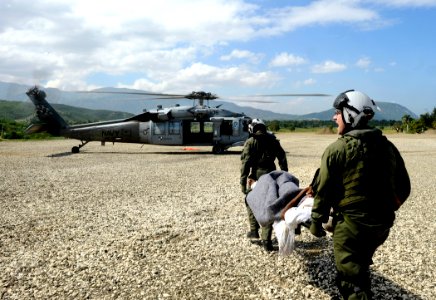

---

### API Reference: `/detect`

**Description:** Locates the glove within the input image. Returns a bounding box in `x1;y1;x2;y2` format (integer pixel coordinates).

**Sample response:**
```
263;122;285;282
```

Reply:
310;221;326;238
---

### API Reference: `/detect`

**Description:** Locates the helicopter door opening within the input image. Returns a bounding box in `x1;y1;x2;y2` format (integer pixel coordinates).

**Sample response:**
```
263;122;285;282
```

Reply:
210;117;242;138
183;120;214;144
220;120;233;136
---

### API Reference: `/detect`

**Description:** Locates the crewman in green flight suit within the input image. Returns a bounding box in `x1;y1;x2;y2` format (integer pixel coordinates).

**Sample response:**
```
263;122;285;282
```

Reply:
240;119;288;251
310;90;411;299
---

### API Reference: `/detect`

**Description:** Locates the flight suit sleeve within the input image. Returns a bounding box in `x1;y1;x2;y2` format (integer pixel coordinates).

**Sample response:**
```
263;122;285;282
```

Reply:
240;139;253;189
276;140;288;172
311;141;344;224
390;142;411;208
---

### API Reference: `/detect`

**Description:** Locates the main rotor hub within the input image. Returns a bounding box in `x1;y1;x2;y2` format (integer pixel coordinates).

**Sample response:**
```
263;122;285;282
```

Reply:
186;91;218;101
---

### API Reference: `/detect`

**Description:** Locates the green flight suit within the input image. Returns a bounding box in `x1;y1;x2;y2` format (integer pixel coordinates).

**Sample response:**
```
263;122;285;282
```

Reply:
240;131;288;241
311;128;410;300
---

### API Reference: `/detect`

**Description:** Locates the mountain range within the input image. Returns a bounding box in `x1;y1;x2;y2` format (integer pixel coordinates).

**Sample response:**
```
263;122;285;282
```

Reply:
0;81;418;121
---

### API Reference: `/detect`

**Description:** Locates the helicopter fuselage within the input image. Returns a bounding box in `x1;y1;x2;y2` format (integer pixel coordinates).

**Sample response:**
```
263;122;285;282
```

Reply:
65;117;249;147
25;87;251;154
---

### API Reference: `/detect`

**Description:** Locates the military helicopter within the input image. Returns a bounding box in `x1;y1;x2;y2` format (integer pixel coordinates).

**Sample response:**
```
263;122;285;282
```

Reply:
25;86;328;154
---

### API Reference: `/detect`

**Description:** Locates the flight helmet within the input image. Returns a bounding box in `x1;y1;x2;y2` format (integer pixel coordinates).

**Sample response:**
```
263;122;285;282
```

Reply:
333;90;378;128
249;118;267;134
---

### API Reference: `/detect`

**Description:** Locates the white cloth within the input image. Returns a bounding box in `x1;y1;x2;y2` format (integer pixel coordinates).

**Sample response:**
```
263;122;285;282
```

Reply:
284;196;313;228
273;196;314;256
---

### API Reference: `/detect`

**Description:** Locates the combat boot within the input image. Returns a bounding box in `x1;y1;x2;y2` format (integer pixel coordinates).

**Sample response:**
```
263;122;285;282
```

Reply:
294;224;301;235
262;240;273;252
246;230;259;239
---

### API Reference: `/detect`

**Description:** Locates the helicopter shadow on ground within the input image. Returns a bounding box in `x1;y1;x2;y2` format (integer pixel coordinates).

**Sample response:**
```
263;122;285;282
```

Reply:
47;152;75;158
63;150;243;156
293;238;424;300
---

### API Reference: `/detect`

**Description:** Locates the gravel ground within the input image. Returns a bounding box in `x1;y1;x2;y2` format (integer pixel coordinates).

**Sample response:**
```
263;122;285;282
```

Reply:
0;132;435;300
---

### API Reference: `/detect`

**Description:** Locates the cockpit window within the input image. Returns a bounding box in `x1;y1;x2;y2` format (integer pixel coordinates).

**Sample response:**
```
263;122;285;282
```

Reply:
190;122;200;133
169;121;181;135
204;122;213;133
154;123;165;135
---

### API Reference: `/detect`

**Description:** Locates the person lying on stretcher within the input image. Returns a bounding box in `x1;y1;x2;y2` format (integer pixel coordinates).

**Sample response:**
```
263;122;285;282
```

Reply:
279;186;316;235
246;169;333;234
278;170;334;234
245;170;333;255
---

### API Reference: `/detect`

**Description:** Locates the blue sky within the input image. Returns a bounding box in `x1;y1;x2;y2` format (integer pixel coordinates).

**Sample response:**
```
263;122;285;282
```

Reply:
1;0;435;115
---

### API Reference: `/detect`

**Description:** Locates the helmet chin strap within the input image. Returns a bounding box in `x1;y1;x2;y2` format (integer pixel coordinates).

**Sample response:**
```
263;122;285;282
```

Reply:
351;112;367;128
344;108;373;129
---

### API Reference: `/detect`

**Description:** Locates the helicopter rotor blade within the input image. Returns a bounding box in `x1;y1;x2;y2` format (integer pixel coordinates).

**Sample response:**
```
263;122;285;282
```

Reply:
75;90;330;103
223;93;330;103
145;96;188;100
77;91;188;97
223;98;278;103
247;93;331;97
76;90;220;101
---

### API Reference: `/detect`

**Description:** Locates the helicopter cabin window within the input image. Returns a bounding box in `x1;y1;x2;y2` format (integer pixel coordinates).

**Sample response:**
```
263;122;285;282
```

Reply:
204;122;213;133
153;123;166;135
190;122;200;133
168;121;181;135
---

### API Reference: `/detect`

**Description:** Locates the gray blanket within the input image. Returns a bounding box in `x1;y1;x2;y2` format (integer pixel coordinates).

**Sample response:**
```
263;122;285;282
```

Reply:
246;171;301;227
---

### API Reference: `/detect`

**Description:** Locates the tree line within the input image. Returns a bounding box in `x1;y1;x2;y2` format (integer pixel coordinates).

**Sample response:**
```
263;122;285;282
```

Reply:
1;107;435;140
397;108;436;133
265;107;436;134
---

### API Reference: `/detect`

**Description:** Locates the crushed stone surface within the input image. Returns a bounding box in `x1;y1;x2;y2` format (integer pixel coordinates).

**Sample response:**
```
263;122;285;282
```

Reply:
0;133;435;300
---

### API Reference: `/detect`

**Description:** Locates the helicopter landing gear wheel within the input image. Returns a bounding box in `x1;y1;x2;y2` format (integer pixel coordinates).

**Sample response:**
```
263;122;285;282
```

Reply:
71;141;89;153
212;145;225;154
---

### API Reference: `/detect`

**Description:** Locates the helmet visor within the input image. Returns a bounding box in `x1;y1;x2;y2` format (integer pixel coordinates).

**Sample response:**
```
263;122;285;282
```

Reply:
333;90;361;115
333;90;353;110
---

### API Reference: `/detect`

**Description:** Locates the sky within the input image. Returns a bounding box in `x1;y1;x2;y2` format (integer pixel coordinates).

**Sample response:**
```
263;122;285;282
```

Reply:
1;0;435;115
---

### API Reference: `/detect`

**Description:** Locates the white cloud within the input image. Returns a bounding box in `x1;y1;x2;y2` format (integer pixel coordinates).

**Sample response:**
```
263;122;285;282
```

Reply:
374;0;436;7
220;49;263;63
269;53;307;67
312;60;347;73
356;57;372;69
0;0;386;90
293;78;317;88
0;0;434;94
66;0;259;37
303;78;317;85
374;67;385;72
122;62;280;93
0;0;265;89
257;0;382;36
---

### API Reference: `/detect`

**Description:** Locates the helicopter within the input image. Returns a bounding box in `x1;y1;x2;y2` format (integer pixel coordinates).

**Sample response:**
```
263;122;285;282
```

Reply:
25;86;328;154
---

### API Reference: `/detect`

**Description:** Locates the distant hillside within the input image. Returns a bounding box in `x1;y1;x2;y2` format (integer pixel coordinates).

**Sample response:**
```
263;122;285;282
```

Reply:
300;102;417;121
0;81;418;121
213;101;417;121
0;100;134;124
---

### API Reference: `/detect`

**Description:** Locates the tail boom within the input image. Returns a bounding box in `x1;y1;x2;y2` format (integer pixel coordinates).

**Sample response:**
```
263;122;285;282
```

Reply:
26;87;69;135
